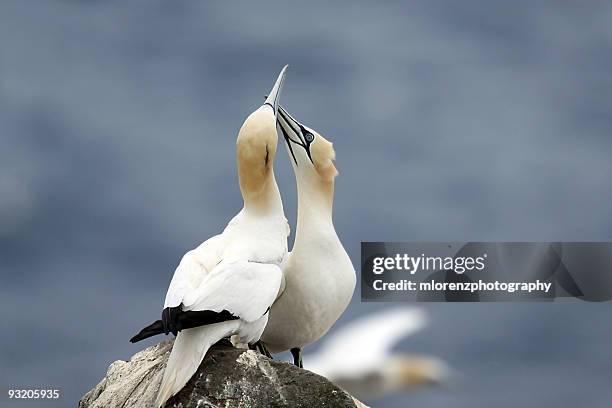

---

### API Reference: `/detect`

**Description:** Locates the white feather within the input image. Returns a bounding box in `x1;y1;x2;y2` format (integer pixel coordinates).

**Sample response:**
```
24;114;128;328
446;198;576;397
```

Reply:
163;235;226;308
183;260;282;321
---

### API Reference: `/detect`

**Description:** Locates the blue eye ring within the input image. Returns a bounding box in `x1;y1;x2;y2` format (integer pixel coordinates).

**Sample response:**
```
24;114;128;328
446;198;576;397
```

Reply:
304;132;314;143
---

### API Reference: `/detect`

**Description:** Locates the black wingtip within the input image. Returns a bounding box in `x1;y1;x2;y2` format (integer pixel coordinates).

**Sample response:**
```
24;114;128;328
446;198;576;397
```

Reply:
129;320;164;343
129;309;240;343
162;305;182;335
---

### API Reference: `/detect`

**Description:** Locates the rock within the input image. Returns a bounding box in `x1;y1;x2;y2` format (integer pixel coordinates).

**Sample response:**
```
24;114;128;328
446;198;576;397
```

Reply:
79;340;369;408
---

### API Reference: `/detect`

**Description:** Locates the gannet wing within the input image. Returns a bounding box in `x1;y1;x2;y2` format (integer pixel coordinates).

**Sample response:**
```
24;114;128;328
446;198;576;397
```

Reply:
270;217;290;300
182;260;282;322
164;234;226;309
274;250;290;300
307;308;426;376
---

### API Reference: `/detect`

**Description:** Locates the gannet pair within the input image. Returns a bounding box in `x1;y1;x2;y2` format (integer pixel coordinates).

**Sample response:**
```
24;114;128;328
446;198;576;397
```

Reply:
130;67;355;407
305;308;451;399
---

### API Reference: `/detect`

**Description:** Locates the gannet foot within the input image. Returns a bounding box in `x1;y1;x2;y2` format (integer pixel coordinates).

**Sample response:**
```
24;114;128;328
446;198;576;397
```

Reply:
250;341;273;359
290;347;303;368
216;337;234;347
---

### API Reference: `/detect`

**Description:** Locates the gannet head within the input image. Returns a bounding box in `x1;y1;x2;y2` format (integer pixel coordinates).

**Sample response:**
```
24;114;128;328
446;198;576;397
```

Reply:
388;355;452;390
277;105;338;184
236;66;287;203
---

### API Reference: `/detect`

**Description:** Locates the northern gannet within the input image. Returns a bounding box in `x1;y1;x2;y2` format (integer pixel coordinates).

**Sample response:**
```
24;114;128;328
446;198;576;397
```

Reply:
260;105;356;367
305;308;451;399
130;66;290;407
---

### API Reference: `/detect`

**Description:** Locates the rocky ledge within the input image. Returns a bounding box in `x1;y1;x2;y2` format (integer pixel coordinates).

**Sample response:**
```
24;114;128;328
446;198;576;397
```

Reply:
79;340;368;408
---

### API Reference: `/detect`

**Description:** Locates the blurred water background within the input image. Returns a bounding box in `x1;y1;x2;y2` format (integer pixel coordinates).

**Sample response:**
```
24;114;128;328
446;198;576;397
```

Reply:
1;1;611;407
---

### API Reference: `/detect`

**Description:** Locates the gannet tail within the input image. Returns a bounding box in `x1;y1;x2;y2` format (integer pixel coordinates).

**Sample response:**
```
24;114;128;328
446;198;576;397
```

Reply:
130;309;240;343
130;320;163;343
155;321;240;407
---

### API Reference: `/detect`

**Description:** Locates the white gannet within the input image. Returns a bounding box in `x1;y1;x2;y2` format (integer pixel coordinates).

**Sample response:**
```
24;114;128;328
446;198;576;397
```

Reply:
304;308;452;399
260;104;356;367
130;67;290;407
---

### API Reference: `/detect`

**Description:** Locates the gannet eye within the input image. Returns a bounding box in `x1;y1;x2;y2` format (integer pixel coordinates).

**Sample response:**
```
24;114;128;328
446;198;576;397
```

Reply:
304;132;314;143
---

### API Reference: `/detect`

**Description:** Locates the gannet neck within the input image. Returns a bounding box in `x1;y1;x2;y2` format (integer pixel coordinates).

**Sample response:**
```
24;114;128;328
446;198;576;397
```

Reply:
241;171;284;215
236;106;283;215
294;175;336;241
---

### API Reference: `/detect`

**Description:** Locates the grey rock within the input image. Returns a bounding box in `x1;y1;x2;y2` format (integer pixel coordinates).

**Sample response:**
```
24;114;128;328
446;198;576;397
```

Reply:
79;340;369;408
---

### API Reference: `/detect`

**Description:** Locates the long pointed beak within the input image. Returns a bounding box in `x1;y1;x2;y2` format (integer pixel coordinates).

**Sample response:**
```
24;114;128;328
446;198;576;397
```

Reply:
277;105;304;144
264;65;288;115
277;104;314;165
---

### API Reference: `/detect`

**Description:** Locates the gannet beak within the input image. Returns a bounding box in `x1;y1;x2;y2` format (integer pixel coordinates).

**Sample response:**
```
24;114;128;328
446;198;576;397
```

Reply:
278;105;308;144
278;105;301;131
264;65;288;115
277;105;314;165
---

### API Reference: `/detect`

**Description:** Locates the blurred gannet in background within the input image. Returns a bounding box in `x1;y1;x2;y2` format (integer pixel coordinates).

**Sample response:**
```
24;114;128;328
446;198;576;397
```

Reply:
130;67;290;407
261;104;356;367
305;308;451;399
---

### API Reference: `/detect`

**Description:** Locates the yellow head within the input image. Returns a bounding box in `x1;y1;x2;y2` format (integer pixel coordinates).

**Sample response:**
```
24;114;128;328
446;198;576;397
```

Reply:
276;105;338;185
235;66;287;206
237;106;278;198
389;355;450;389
